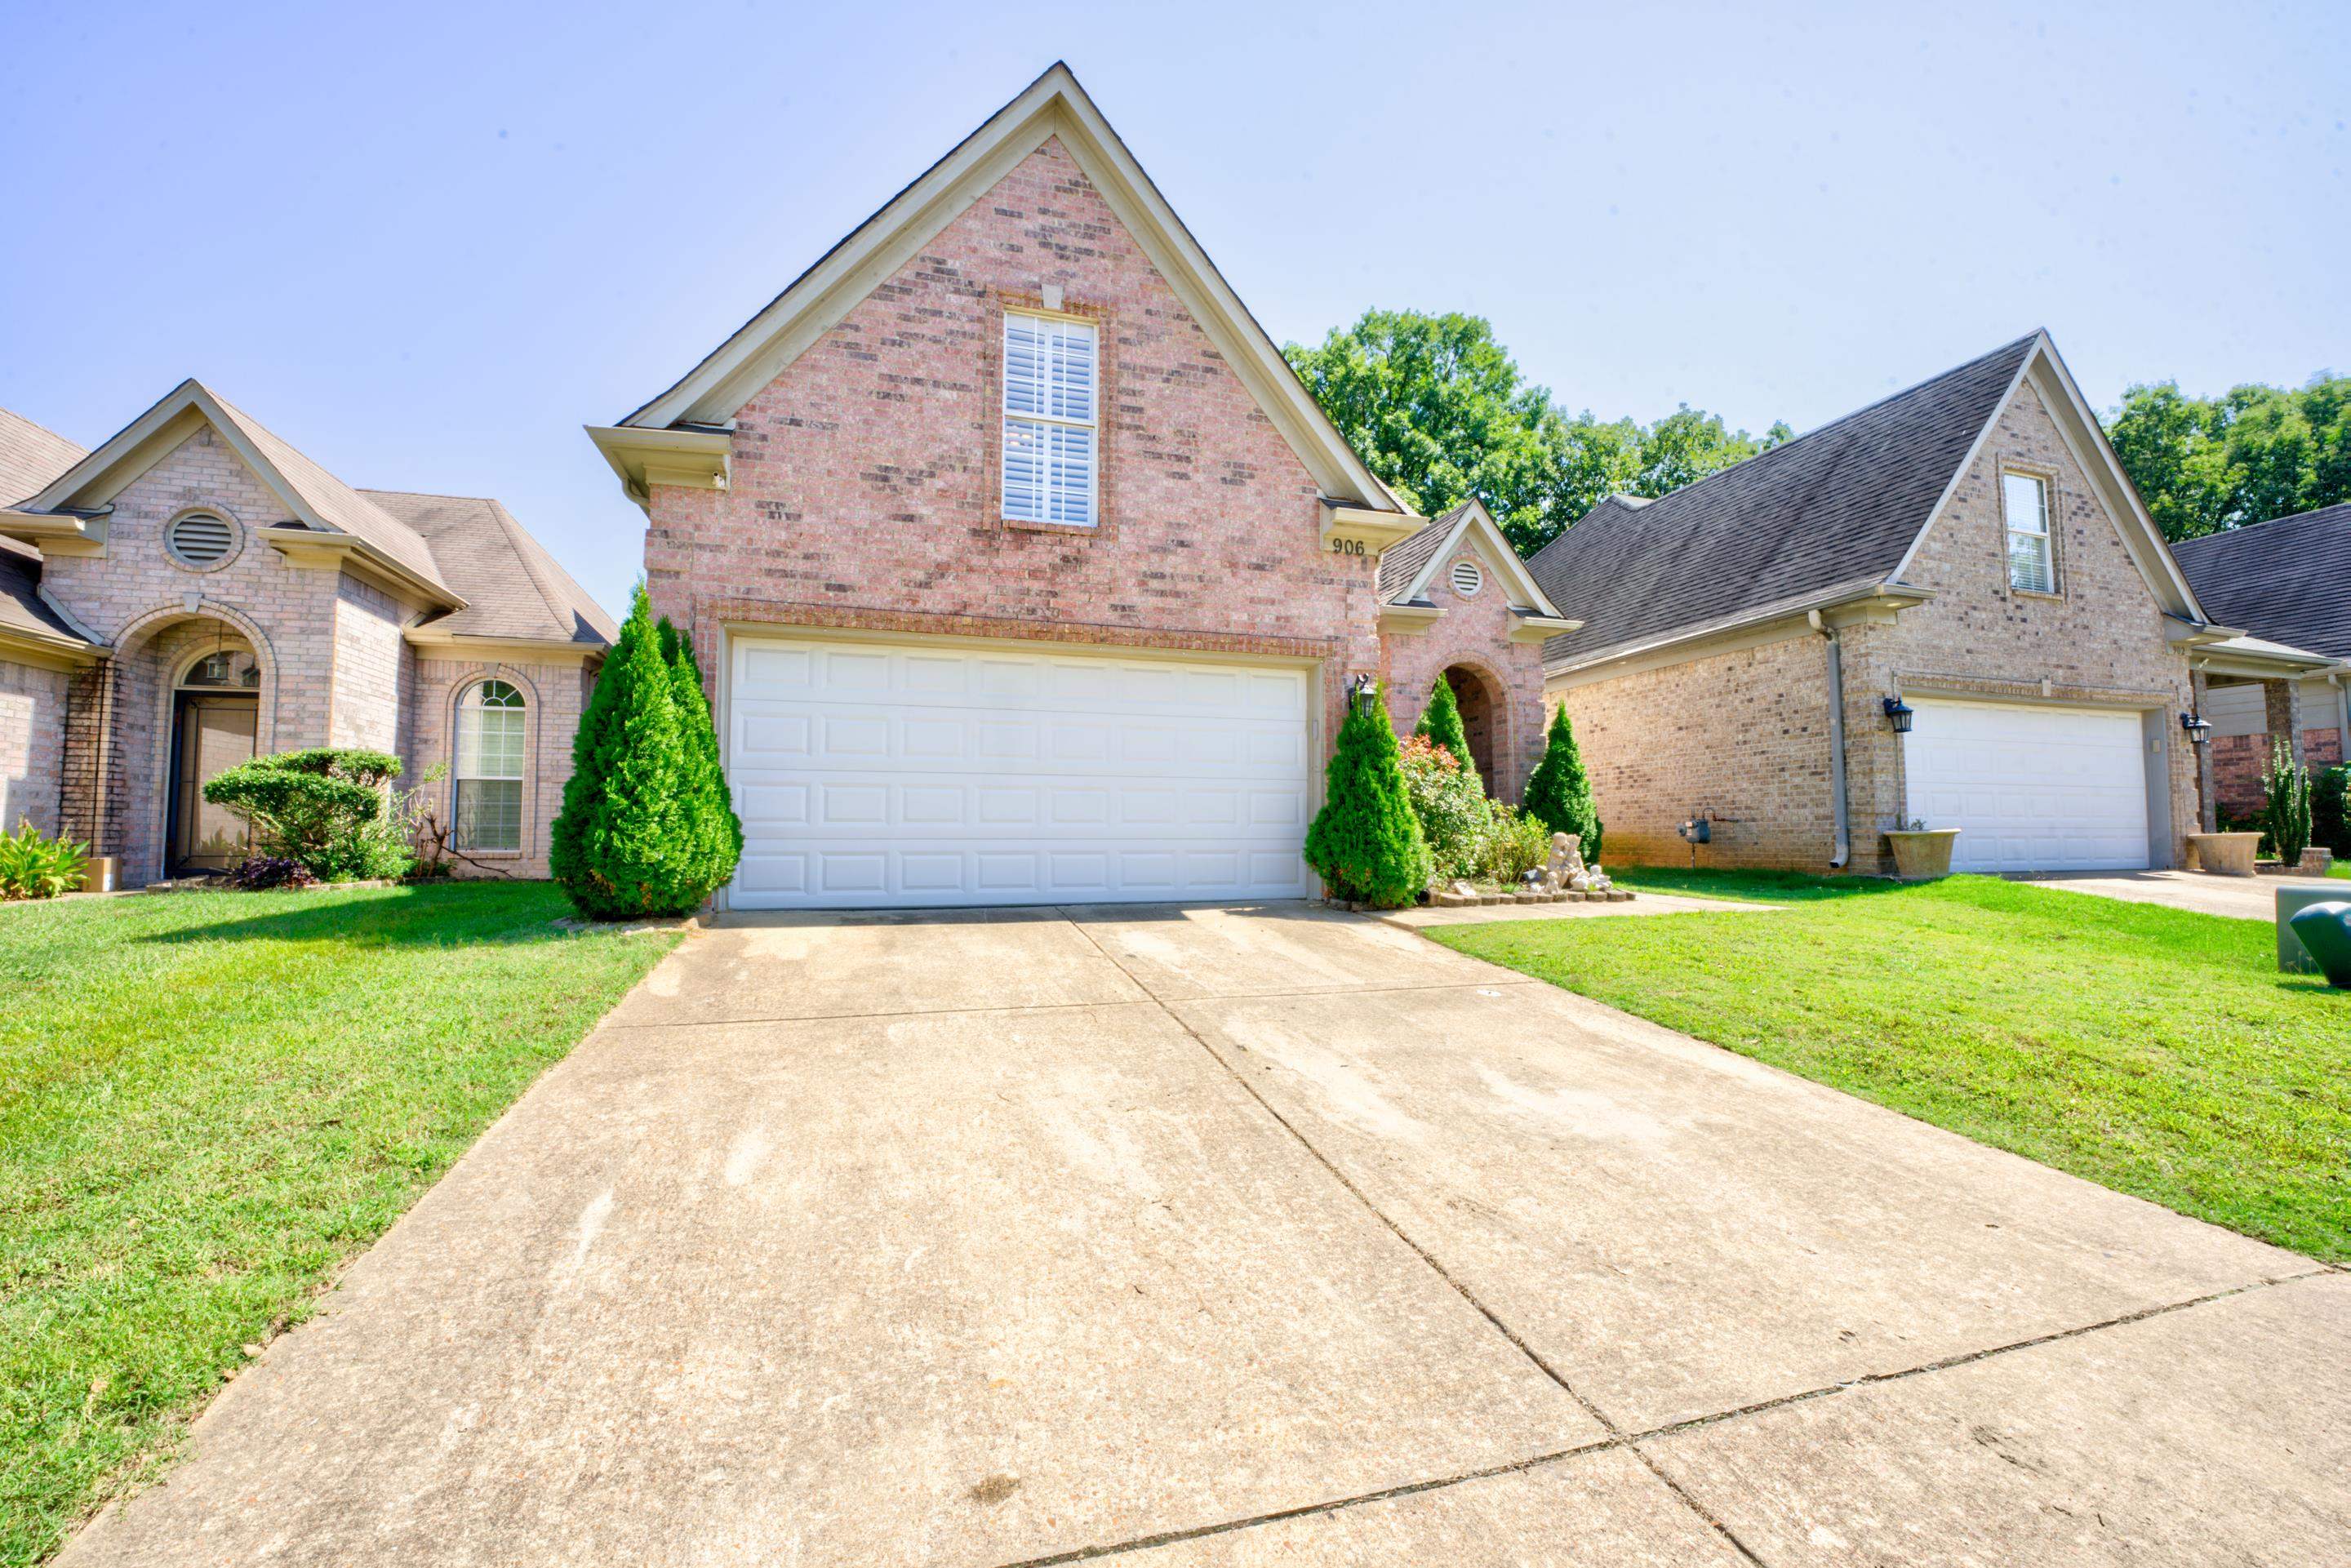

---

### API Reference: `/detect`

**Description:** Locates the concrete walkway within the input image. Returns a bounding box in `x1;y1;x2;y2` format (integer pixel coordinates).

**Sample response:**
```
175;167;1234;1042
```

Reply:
2016;867;2340;922
60;903;2349;1566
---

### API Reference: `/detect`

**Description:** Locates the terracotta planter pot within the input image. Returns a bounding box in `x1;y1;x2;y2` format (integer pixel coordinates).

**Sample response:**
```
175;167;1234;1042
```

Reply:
1887;828;1961;881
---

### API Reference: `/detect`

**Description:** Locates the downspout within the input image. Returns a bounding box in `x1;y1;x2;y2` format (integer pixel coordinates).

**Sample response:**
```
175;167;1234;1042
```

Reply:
1809;610;1851;869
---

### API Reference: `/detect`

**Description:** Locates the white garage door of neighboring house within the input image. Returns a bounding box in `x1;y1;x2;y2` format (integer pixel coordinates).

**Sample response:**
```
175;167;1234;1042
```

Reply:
1904;699;2151;873
727;634;1314;909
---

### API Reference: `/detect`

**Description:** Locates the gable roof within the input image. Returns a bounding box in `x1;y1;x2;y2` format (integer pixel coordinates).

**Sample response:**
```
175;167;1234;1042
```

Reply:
1376;500;1571;620
367;491;618;647
1526;335;2037;668
0;407;87;511
603;63;1402;514
3;384;612;651
1526;331;2206;671
2171;503;2351;662
11;380;456;598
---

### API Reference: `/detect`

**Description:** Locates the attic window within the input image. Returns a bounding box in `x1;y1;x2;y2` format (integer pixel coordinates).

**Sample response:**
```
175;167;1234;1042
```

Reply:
1451;559;1484;597
2002;473;2054;593
1002;310;1096;526
167;512;235;567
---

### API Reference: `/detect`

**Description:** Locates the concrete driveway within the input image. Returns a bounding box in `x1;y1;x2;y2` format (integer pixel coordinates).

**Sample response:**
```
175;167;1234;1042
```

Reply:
61;904;2349;1566
2015;867;2338;922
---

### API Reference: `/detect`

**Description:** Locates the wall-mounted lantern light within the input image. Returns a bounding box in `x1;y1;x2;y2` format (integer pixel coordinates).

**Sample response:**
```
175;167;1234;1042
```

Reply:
1345;673;1379;708
1882;695;1915;734
2180;712;2213;746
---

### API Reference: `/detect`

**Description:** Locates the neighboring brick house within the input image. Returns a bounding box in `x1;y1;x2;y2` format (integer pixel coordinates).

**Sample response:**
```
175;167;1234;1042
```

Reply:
0;383;613;884
2172;504;2351;815
589;64;1569;910
1525;332;2340;875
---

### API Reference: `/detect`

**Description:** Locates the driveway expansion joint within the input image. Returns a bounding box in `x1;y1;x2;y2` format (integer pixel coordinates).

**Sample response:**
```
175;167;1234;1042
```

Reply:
1057;913;1773;1566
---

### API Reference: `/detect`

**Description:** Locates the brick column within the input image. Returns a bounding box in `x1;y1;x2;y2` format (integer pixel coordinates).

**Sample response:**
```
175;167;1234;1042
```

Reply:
56;658;122;855
2264;677;2305;766
2191;671;2217;833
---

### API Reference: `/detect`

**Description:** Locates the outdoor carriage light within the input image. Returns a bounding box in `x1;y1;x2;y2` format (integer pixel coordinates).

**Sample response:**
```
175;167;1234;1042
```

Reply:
2180;711;2214;745
1882;695;1915;734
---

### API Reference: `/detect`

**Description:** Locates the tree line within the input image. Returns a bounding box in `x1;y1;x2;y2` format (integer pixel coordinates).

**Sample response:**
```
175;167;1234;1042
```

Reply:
1287;309;2349;553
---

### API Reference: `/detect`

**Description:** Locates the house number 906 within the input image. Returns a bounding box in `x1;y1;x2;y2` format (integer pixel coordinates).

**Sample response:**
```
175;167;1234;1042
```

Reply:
1330;538;1366;555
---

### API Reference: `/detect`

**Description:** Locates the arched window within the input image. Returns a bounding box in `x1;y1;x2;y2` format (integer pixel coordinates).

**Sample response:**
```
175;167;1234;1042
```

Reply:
455;680;527;851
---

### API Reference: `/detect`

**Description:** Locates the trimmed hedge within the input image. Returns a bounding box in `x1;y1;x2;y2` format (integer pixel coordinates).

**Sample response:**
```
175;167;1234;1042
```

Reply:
202;748;411;881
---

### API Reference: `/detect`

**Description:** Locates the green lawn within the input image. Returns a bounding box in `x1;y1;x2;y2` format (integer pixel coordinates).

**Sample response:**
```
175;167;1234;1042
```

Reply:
1429;869;2350;1264
0;882;678;1566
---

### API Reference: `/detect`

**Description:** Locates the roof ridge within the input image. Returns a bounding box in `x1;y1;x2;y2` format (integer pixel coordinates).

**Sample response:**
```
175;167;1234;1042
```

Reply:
1624;331;2041;512
2171;499;2351;549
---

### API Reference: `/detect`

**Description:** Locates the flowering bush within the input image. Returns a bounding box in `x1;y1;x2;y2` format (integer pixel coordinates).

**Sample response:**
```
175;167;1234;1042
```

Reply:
1397;735;1490;881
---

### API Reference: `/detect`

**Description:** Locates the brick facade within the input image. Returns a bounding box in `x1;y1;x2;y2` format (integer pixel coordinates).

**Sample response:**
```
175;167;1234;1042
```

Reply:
1554;378;2202;873
405;655;594;879
0;657;69;834
24;424;595;883
644;139;1387;754
1380;531;1549;802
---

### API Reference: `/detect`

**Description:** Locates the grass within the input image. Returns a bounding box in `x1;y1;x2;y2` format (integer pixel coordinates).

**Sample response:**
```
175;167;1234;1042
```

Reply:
1429;868;2350;1264
0;882;678;1566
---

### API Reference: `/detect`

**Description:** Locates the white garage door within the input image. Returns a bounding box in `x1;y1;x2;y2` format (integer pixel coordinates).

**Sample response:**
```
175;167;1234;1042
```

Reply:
1904;699;2150;873
726;634;1314;909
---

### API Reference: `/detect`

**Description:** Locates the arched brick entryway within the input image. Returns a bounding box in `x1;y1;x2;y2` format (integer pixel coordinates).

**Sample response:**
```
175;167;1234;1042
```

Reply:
1442;662;1502;787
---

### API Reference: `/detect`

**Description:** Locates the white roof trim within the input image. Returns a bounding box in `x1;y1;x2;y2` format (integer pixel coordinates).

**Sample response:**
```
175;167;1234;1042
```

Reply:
1886;332;2205;623
617;63;1400;512
1396;500;1570;618
18;380;461;606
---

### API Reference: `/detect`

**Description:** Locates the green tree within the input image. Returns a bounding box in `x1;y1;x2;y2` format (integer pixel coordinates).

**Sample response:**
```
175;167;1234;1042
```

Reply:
1411;675;1482;794
1286;308;1786;557
1284;309;1568;552
1522;705;1602;861
659;620;746;881
2106;373;2351;540
550;587;738;919
1304;687;1432;907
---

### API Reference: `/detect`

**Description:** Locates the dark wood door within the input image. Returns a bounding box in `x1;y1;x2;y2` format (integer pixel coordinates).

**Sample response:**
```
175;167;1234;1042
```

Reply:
171;694;258;873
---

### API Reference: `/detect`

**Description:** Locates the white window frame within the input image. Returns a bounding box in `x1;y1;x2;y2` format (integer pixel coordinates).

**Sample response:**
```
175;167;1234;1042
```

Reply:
453;678;527;852
1001;309;1098;527
2002;470;2055;594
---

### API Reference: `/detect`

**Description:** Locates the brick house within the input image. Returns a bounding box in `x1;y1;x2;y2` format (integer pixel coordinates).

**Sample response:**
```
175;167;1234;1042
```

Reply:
2172;504;2351;816
0;384;612;884
1525;333;2341;876
590;64;1570;910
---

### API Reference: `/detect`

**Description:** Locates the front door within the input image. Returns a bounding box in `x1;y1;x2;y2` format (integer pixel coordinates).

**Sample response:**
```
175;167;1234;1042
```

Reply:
169;693;259;873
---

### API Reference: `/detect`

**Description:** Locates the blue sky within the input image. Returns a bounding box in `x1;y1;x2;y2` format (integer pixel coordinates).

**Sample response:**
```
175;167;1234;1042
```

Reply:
4;0;2343;620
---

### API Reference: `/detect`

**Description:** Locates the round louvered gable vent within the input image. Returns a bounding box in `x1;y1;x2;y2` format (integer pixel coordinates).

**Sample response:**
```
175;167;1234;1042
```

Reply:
167;513;235;566
1450;558;1483;597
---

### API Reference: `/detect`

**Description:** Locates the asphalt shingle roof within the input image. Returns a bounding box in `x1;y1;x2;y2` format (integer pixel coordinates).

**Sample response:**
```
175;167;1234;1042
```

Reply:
367;491;618;647
0;407;91;646
2171;503;2351;662
1525;335;2038;667
1375;502;1472;603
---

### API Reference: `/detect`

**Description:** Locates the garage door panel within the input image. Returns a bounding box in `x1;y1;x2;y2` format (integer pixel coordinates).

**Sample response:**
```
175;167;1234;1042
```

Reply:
1904;699;2150;874
727;637;1313;908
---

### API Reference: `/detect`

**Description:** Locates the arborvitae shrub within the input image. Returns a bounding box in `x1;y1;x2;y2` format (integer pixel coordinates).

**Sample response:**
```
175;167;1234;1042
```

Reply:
1305;687;1433;907
1522;704;1602;861
550;586;740;918
1413;675;1482;795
